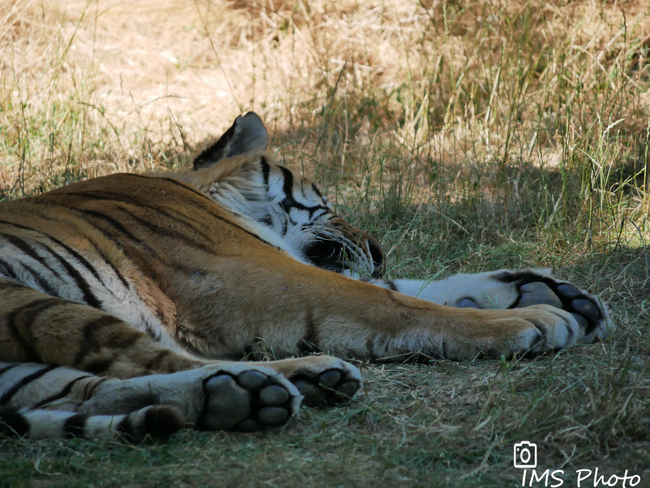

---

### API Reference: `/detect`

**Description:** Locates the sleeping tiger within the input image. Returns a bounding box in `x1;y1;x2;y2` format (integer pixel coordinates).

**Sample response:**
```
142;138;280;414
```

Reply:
0;112;610;441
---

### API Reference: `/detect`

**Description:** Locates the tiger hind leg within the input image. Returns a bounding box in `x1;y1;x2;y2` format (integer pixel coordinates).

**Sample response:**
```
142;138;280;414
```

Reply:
0;279;304;438
86;362;302;432
0;405;184;441
0;361;302;439
0;278;205;377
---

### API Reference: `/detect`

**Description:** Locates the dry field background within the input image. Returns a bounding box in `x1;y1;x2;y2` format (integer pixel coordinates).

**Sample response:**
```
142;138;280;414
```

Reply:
1;0;650;486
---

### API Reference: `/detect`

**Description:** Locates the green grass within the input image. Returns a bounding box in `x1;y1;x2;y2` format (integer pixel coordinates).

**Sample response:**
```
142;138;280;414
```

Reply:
2;349;648;487
1;0;650;486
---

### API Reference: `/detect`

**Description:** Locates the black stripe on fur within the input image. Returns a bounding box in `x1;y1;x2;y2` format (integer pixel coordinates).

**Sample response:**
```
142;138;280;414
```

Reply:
0;365;57;406
0;407;30;437
63;414;87;438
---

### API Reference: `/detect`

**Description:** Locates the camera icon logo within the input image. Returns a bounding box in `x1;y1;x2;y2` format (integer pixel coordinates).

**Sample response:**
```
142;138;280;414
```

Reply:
513;441;537;469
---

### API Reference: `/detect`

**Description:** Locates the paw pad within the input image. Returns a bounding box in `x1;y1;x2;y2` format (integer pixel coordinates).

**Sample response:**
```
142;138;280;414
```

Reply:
199;370;296;432
237;370;269;390
571;298;599;319
457;298;480;309
518;282;562;308
556;283;581;299
259;385;290;405
292;368;360;407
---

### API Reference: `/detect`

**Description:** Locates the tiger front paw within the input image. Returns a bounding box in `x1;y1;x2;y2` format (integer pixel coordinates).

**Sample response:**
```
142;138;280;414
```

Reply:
199;366;302;431
257;356;363;407
459;270;611;344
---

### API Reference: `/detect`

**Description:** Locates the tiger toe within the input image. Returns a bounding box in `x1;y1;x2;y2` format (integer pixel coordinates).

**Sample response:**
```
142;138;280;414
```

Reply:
506;304;582;355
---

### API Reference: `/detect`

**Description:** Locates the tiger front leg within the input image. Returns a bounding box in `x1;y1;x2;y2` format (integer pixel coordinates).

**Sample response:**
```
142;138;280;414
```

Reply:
213;263;596;362
317;296;589;361
385;269;611;344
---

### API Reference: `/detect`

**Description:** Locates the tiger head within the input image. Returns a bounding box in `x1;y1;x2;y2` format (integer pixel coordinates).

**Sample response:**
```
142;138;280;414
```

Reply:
174;112;385;278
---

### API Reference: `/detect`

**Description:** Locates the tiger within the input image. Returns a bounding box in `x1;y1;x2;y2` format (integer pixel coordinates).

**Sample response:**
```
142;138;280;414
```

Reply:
0;112;610;441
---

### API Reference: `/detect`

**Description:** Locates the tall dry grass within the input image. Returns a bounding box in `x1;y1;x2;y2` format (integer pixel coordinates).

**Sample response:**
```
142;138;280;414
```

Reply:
1;0;649;286
2;1;648;184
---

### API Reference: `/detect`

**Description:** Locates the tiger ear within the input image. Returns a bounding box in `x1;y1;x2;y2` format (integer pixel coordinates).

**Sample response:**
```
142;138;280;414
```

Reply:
193;112;269;170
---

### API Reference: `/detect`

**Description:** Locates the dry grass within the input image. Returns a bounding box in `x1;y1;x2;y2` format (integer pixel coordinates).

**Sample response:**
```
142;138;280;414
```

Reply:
1;0;650;486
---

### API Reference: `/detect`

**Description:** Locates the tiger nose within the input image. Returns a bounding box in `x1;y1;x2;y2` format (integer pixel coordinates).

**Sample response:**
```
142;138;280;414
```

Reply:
365;235;385;278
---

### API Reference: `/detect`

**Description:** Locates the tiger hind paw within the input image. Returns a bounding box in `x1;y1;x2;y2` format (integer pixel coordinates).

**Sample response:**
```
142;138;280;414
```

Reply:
199;367;301;432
